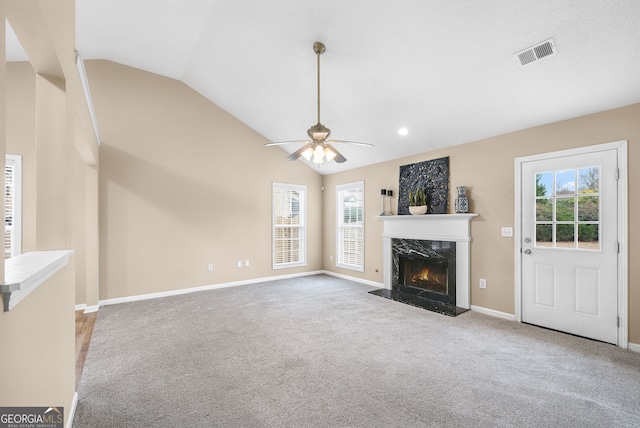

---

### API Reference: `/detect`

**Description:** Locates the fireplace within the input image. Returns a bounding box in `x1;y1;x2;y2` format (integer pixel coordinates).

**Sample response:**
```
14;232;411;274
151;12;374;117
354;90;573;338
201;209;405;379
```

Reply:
391;238;457;307
371;214;477;316
400;257;448;295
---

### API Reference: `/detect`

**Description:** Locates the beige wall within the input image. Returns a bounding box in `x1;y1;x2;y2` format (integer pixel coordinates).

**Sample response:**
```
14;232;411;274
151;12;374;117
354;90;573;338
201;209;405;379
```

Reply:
1;2;93;425
2;62;77;424
0;267;76;411
88;61;323;300
323;103;640;343
6;63;37;253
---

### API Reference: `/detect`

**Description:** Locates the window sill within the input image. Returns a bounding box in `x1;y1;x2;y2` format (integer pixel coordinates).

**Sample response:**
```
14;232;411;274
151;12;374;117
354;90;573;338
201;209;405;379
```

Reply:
1;250;74;312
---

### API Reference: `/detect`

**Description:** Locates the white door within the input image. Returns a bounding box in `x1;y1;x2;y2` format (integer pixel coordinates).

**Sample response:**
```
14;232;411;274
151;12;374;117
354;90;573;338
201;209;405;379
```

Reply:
521;149;618;344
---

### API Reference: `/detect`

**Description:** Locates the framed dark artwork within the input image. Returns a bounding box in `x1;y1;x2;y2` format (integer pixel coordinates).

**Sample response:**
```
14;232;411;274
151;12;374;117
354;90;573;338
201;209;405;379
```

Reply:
398;156;449;215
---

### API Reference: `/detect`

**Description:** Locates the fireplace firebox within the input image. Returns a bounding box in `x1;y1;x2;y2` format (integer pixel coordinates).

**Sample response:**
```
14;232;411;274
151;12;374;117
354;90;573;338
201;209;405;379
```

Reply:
400;257;448;295
393;238;457;306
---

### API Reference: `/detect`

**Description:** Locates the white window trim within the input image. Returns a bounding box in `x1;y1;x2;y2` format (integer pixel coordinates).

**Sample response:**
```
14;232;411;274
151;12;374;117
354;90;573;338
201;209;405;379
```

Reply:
272;182;307;269
6;154;22;258
336;181;365;272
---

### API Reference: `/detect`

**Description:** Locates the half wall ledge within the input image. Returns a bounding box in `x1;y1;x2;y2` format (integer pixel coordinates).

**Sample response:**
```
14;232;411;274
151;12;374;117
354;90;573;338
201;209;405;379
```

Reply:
1;250;74;311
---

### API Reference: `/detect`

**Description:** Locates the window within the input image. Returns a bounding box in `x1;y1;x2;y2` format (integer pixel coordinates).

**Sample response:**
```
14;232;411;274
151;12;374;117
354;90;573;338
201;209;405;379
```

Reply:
535;166;600;250
272;183;306;269
5;155;22;259
336;181;364;271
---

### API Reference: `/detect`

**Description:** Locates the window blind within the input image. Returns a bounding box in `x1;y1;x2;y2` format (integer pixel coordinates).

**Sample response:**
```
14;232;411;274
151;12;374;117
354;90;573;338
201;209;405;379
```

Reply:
4;155;21;259
273;183;306;268
336;182;364;271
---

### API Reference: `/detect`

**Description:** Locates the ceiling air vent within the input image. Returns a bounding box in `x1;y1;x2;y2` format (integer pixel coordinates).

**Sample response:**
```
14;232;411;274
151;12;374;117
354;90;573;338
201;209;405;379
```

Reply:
515;38;556;66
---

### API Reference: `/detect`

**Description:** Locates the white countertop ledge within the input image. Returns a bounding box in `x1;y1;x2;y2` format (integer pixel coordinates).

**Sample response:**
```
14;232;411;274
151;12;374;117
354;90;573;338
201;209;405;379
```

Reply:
1;250;74;311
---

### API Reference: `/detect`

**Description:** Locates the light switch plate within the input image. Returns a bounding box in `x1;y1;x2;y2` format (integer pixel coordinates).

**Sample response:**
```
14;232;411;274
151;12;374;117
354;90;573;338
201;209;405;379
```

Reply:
501;227;513;237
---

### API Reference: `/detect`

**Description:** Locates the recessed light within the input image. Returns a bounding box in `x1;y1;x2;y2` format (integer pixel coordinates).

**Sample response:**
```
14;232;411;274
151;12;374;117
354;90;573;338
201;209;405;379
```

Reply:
398;127;409;136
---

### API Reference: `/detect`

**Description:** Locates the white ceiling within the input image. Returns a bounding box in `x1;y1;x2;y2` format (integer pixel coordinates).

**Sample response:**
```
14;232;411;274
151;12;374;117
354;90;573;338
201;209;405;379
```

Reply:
6;1;640;174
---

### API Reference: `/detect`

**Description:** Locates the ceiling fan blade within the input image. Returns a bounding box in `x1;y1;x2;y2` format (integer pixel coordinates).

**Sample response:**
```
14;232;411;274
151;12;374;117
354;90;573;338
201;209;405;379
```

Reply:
265;139;311;147
326;139;374;147
286;144;313;161
326;144;347;163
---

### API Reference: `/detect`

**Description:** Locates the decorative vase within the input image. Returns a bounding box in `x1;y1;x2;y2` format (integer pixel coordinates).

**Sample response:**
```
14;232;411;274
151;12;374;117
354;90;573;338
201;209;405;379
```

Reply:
409;205;427;215
455;186;469;213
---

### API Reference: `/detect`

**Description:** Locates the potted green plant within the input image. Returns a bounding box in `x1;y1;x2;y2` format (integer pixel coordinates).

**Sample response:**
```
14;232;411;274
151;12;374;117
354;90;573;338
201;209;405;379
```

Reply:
408;187;427;215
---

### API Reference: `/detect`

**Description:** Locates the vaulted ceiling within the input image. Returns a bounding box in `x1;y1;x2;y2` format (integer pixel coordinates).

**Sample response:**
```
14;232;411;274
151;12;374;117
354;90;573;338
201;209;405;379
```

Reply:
6;1;640;174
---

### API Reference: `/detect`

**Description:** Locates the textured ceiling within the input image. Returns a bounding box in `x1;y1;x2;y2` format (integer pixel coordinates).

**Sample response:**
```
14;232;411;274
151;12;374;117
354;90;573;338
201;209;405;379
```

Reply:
6;1;640;174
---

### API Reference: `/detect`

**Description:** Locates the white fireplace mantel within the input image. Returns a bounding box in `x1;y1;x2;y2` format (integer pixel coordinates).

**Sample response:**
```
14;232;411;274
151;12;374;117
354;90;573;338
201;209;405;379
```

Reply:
376;214;477;309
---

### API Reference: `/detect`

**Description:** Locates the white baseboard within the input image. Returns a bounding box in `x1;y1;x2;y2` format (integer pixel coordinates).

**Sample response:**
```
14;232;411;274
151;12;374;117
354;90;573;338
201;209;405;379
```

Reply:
67;392;78;428
470;305;517;321
470;306;639;352
97;271;383;307
75;303;100;314
99;271;327;307
84;305;99;314
628;342;640;353
321;270;384;288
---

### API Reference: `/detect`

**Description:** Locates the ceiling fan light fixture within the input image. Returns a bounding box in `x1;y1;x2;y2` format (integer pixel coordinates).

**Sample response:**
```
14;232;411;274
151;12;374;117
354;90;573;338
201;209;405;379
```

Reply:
308;123;331;141
324;146;337;162
301;147;313;161
312;144;325;163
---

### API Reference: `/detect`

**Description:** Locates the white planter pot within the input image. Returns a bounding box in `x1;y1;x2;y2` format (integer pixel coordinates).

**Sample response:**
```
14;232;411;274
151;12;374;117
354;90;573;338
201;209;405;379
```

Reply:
409;205;427;215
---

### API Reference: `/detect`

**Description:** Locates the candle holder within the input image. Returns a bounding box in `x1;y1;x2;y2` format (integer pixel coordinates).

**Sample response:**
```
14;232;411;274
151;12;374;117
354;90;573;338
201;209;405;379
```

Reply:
385;190;393;215
380;189;388;216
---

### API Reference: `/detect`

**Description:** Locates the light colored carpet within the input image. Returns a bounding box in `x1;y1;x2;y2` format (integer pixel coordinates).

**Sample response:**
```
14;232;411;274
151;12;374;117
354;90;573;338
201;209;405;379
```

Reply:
73;275;640;427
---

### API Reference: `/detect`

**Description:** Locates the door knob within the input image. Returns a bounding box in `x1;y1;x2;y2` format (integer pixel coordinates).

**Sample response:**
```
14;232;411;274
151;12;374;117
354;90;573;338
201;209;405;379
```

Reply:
523;249;532;255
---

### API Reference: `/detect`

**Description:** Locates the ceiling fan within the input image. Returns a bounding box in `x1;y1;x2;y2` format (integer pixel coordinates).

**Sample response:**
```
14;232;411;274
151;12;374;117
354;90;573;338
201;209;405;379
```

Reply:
265;42;373;164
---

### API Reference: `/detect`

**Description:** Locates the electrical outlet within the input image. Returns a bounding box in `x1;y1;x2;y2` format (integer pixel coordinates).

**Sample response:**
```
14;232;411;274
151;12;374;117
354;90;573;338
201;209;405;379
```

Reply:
501;227;513;237
245;260;250;267
479;278;487;289
208;263;214;271
237;260;242;268
329;255;333;261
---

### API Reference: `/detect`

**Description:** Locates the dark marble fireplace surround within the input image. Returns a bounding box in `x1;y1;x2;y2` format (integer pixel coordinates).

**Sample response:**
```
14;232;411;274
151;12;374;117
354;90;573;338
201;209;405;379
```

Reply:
394;238;456;302
370;238;469;316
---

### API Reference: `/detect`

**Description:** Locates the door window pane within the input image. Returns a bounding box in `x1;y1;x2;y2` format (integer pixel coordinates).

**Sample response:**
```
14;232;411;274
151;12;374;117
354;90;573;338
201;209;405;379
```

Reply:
578;224;599;249
536;198;552;221
536;172;553;196
536;224;553;247
556;224;575;248
555;170;575;195
555;197;575;221
578;167;599;193
578;196;599;221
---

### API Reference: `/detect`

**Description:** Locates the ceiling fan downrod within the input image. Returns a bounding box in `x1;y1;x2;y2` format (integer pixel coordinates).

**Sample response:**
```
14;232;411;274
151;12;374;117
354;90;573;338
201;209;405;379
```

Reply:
307;42;331;142
314;42;325;126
